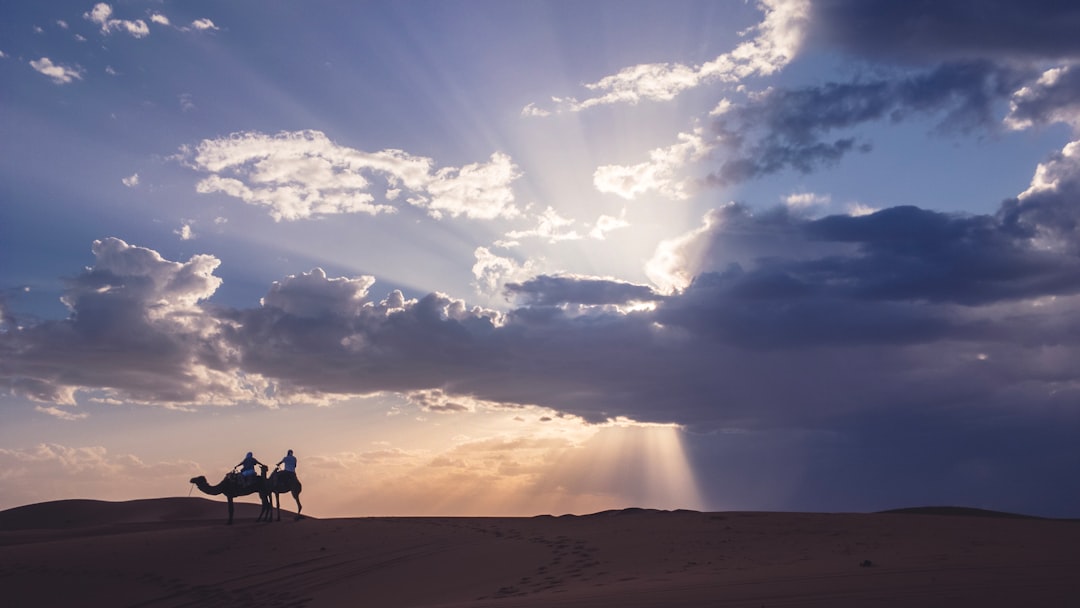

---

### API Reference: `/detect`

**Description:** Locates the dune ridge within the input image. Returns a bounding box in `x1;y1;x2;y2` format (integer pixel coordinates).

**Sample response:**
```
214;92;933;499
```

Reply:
0;497;291;531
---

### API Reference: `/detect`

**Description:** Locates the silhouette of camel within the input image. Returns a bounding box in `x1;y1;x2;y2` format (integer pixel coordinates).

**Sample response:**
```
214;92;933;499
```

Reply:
189;465;272;524
268;468;303;521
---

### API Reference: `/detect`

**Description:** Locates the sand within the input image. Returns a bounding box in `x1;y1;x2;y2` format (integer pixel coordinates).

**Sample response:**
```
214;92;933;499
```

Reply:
1;499;1078;607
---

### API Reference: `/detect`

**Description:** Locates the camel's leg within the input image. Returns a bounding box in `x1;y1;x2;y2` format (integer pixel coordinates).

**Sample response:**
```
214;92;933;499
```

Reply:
292;490;302;520
260;492;273;522
275;492;281;522
226;497;234;525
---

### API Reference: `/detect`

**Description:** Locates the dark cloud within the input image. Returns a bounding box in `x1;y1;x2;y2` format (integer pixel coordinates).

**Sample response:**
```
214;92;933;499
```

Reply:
0;238;236;405
805;0;1080;63
504;275;659;307
704;1;1080;188
710;61;1029;185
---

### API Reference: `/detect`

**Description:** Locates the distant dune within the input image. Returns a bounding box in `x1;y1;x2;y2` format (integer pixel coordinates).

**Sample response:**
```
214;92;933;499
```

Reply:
2;499;1078;607
0;497;285;531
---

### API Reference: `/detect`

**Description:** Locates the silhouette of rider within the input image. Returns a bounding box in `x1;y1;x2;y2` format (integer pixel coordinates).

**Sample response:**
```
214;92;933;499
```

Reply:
275;449;297;483
235;451;264;486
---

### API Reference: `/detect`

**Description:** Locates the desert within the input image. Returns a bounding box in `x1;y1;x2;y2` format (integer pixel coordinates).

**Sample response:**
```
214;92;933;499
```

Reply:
2;498;1078;607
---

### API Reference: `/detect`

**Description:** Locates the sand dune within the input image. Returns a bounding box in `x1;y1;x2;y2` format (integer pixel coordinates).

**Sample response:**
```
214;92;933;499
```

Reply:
2;499;1078;607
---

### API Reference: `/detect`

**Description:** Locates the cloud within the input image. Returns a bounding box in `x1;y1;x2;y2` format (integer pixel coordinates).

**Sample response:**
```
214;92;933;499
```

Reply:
804;0;1080;63
29;57;83;84
0;237;268;407
7;144;1080;432
34;405;88;421
499;208;629;246
261;268;377;319
0;443;199;506
784;191;830;209
504;275;659;307
527;0;810;114
1005;65;1080;131
502;207;582;244
589;211;630;240
471;247;542;296
706;61;1028;186
190;18;219;32
421;152;522;220
150;14;170;26
83;3;149;38
184;130;521;221
582;4;1077;196
174;222;195;241
121;173;139;187
593;129;711;199
179;93;195;112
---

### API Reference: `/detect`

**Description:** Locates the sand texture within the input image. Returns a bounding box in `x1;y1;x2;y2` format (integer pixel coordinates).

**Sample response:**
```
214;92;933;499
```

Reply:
2;499;1078;607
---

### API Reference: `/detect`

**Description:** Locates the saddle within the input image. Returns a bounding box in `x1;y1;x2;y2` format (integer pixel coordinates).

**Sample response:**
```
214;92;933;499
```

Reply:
226;471;256;488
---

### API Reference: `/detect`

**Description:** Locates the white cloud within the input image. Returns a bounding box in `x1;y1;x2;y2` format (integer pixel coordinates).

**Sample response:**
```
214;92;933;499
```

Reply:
56;20;69;29
1019;140;1080;201
645;210;723;293
34;405;88;421
150;14;170;26
175;222;195;241
502;207;581;244
593;129;711;200
186;130;521;222
122;173;139;187
589;210;630;240
190;18;219;31
526;0;809;114
520;102;551;118
420;152;522;220
0;50;8;59
84;3;150;38
472;247;542;295
847;202;878;216
84;3;112;25
179;93;195;112
783;191;830;208
29;57;83;84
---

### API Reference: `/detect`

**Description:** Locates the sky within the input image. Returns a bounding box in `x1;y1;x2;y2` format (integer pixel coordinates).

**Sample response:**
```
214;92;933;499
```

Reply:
2;0;1080;518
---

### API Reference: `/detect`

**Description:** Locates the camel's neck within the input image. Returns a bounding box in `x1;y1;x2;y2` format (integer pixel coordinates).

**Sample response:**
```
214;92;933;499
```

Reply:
194;477;226;496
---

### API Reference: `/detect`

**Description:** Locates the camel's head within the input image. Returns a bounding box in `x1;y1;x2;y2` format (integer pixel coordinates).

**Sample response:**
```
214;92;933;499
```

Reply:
189;475;206;484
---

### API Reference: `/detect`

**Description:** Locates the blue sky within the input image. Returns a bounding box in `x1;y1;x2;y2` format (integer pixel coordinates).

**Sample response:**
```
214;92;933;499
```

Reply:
2;0;1080;517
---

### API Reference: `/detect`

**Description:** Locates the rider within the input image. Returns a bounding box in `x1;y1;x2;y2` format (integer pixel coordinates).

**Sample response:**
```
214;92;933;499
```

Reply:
235;451;265;485
275;449;297;482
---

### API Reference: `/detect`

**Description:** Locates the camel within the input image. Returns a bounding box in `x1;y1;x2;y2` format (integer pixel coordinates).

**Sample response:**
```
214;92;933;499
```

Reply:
189;465;273;524
267;468;303;521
